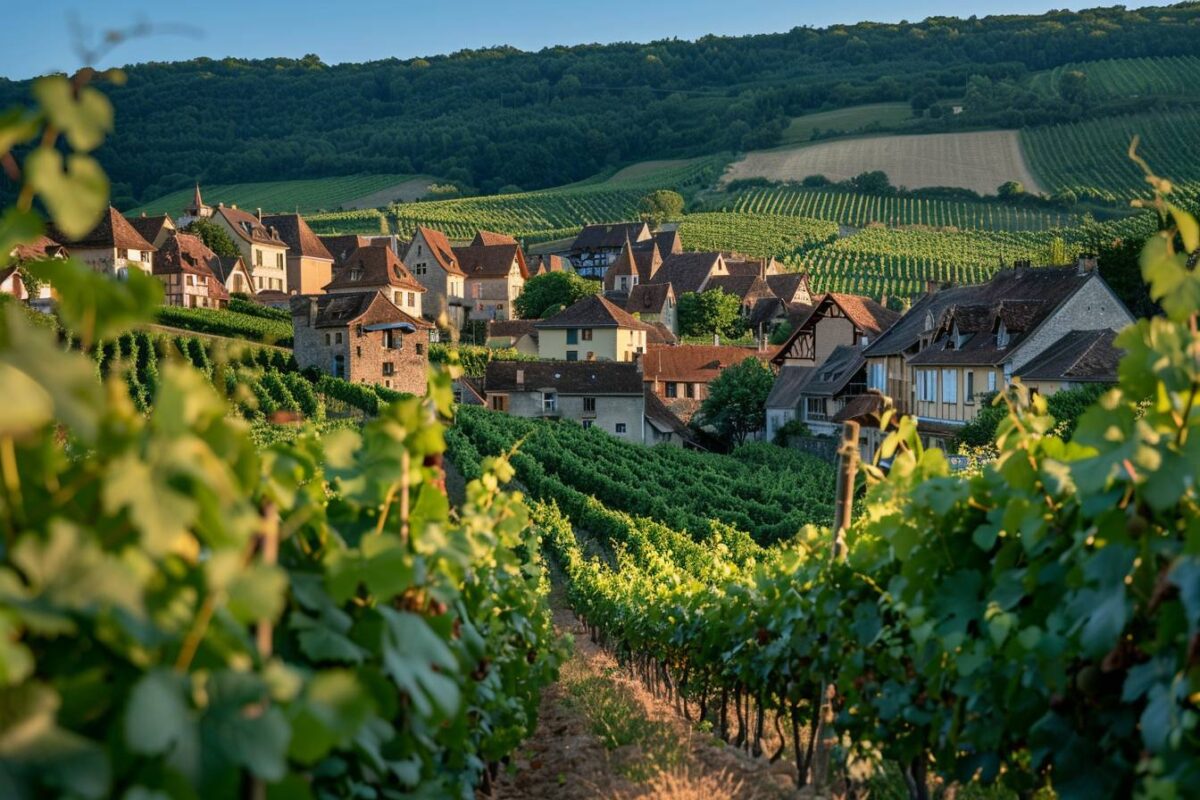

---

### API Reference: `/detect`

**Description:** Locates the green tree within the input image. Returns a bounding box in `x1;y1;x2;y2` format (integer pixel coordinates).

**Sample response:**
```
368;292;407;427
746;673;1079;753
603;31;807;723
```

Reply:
514;271;601;319
637;190;684;226
185;218;240;258
696;357;775;445
1059;69;1088;103
677;289;744;338
997;180;1026;199
1098;234;1162;318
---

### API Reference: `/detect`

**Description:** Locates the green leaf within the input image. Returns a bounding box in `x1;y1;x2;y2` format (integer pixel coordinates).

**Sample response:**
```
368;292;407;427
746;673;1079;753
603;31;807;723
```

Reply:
1167;202;1199;254
378;608;460;717
24;148;108;240
124;670;191;756
32;77;113;152
225;565;288;626
0;208;43;264
0;108;40;156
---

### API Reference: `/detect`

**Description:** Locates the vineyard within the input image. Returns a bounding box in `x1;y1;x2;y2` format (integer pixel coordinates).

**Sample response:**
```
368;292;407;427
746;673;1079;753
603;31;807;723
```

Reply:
719;186;1080;232
155;304;296;346
1030;55;1200;101
126;173;425;216
676;212;837;259
1022;109;1200;202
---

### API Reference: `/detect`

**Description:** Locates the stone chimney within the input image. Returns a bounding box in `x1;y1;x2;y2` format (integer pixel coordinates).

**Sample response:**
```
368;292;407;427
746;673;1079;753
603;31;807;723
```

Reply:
256;207;263;222
230;203;237;210
1075;253;1098;274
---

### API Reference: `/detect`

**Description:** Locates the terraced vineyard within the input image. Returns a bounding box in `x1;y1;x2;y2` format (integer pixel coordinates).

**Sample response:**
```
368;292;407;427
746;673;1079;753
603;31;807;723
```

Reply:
1022;109;1200;202
676;213;837;258
1030;55;1200;101
127;174;425;216
720;186;1079;231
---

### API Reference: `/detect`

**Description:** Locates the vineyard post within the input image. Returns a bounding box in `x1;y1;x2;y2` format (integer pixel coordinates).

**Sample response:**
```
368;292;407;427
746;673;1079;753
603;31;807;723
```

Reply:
813;420;860;789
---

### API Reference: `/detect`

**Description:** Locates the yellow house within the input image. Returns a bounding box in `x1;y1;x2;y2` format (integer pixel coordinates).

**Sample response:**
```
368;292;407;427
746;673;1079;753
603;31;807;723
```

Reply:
262;213;335;295
534;294;650;362
209;204;289;293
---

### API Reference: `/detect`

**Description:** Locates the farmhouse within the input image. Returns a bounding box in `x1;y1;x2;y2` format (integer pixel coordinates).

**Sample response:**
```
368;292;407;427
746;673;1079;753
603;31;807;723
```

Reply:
49;206;156;279
402;226;466;327
290;290;433;394
209;204;289;293
322;245;425;319
534;294;651;362
483;360;646;444
262;213;336;295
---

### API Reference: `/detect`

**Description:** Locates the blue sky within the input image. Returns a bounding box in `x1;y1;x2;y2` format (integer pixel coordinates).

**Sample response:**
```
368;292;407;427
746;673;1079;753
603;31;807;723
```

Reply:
2;0;1091;80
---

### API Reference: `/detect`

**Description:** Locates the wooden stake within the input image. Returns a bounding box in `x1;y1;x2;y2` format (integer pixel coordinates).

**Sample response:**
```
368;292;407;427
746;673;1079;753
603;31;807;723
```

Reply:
831;420;860;563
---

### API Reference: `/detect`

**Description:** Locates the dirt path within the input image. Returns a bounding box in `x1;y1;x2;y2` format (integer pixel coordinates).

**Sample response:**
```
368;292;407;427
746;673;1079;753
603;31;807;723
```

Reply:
488;598;801;800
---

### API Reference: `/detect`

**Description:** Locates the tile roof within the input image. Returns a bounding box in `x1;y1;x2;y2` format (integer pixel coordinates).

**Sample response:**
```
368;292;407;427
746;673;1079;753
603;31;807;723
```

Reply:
646;322;678;345
153;233;220;277
797;344;866;397
642;344;768;384
210;255;250;286
649;252;723;295
766;365;814;409
323;245;425;293
214;205;288;248
626;282;673;315
290;290;430;329
748;296;785;329
1016;329;1122;383
486;319;538;341
472;230;518;246
644;390;701;437
484;360;645;394
649;229;682;255
413;226;464;276
126;213;174;245
535;294;653;330
453;243;527;280
50;206;156;252
533;254;567;274
262;213;334;261
320;235;372;266
602;239;640;290
766;272;810;303
10;235;66;262
825;293;900;336
706;274;774;304
454;377;486;405
570;221;650;251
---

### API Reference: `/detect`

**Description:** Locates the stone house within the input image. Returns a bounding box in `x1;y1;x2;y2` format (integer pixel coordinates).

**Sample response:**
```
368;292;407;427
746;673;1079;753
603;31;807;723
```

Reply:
290;290;433;395
262;213;336;295
153;233;230;308
49;206;156;279
402;226;466;328
209;204;289;293
454;241;527;322
534;294;650;362
322;245;425;319
484;360;646;444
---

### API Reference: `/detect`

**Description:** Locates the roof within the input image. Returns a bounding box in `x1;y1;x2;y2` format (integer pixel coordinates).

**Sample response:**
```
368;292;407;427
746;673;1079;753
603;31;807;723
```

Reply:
766;272;809;303
748;296;785;330
825;293;900;336
454;377;486;405
646;322;678;345
214;206;288;248
766;365;814;409
484;360;644;394
1016;329;1122;383
486;319;538;341
453;243;527;280
10;235;66;263
413;226;464;276
798;344;866;397
570;222;650;251
832;392;888;424
535;294;654;331
602;239;640;288
648;229;682;256
626;283;673;315
50;206;156;252
643;390;699;438
153;233;221;277
643;344;767;384
320;235;372;265
126;214;174;244
472;230;518;246
706;274;774;304
323;245;425;293
649;252;723;295
290;290;431;329
262;214;334;261
210;255;250;285
533;254;567;275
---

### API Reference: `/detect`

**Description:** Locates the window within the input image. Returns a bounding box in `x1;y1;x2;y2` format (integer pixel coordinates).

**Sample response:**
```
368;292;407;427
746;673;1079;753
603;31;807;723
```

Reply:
382;363;395;376
542;391;557;413
582;329;593;341
916;369;938;402
453;388;463;404
566;350;578;362
996;322;1010;349
416;343;424;355
582;420;594;429
966;371;975;403
473;283;481;299
257;276;263;289
356;324;364;337
335;332;343;344
566;329;578;345
407;292;415;307
942;369;957;403
490;394;509;412
615;423;627;434
356;346;362;358
685;383;696;399
417;244;423;255
255;249;263;267
806;397;828;421
276;253;283;269
333;354;345;378
583;397;596;413
324;333;331;346
666;382;678;398
987;372;997;393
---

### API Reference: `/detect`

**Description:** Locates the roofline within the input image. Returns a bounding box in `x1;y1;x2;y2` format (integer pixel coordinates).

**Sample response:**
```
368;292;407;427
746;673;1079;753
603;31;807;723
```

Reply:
1003;271;1133;365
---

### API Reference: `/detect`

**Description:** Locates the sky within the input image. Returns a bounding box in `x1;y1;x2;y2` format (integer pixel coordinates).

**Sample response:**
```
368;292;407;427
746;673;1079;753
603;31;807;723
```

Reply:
1;0;1094;80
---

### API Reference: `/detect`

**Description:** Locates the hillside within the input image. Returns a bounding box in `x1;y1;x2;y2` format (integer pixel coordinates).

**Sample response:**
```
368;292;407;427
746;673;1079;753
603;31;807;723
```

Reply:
125;174;436;216
1;4;1197;207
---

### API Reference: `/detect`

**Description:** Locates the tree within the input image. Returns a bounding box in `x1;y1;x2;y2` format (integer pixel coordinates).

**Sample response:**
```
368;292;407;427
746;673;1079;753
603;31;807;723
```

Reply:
514;272;601;319
850;170;893;195
184;218;240;258
677;289;744;339
1098;234;1162;319
696;357;774;445
1059;69;1088;104
637;190;684;226
997;181;1025;199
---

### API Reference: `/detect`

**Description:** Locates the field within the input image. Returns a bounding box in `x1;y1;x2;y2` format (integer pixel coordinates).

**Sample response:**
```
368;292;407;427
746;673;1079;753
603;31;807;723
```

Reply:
779;102;916;146
719;186;1079;231
1022;108;1200;202
126;173;431;216
723;130;1045;195
1030;55;1200;101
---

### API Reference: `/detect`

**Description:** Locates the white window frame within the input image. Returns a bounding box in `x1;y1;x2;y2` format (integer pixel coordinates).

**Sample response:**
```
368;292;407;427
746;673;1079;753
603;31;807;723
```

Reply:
941;369;957;403
987;371;997;393
542;391;557;413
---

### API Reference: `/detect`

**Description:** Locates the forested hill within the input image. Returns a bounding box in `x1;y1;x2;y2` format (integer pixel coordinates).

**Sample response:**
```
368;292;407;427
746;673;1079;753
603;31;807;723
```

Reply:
2;3;1199;207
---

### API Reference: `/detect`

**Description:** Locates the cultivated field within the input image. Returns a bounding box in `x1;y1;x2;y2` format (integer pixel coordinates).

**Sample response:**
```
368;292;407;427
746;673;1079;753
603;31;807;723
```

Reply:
724;130;1045;195
126;174;430;216
779;102;915;145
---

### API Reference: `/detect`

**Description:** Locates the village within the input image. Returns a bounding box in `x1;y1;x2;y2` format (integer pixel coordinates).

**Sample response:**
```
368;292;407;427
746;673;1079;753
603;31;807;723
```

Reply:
1;182;1132;461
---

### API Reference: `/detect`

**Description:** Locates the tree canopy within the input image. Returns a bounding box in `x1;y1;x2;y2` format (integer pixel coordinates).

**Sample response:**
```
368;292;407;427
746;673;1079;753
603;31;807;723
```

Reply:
185;219;240;258
638;190;684;226
677;289;744;339
696;357;775;445
514;272;601;319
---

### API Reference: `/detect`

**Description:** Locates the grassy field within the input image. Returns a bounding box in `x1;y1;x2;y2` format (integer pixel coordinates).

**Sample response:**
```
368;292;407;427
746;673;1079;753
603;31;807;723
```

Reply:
779;102;915;146
127;174;432;216
723;130;1044;195
1030;55;1200;101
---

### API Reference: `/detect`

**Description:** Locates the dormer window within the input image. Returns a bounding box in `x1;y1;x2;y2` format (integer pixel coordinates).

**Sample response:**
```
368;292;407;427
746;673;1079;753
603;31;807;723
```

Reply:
996;321;1010;349
924;311;935;332
350;267;363;281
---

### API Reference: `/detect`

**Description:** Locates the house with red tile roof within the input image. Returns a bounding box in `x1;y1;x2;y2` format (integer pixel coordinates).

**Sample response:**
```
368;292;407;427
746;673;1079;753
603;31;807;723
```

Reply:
402;226;466;328
322;245;426;319
209;204;289;293
262;213;335;295
49;206;156;279
153;232;231;308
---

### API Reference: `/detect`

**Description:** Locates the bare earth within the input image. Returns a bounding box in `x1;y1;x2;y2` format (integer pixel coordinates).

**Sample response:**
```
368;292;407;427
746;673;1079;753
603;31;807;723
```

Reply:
723;131;1045;195
341;177;437;209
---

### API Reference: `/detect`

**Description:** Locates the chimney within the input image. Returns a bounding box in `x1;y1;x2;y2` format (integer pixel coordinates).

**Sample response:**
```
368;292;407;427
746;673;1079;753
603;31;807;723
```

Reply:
516;368;524;387
256;207;263;221
217;202;225;209
140;212;147;218
230;203;238;210
1075;253;1098;275
713;333;720;346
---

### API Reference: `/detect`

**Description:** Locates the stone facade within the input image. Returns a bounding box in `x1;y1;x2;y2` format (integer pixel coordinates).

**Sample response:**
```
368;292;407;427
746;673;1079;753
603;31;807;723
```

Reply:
1005;274;1131;374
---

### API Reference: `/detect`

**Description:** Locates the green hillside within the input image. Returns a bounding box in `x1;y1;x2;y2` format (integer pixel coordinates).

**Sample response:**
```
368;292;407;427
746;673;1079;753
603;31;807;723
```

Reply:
126;174;429;216
1031;55;1200;101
